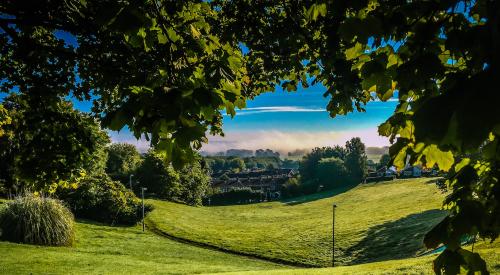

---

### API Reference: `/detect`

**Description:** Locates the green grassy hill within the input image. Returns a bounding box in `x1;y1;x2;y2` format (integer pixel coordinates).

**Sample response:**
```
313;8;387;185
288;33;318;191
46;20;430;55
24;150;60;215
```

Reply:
146;178;447;267
0;200;286;274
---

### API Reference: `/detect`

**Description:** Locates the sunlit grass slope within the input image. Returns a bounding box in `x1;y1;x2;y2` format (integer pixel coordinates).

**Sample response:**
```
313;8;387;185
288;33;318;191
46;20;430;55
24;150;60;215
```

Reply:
147;178;447;267
0;219;286;274
219;240;500;275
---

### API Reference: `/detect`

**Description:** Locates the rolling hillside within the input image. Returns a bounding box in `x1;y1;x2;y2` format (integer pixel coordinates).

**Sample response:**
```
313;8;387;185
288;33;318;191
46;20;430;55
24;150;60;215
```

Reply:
147;178;447;267
0;200;286;274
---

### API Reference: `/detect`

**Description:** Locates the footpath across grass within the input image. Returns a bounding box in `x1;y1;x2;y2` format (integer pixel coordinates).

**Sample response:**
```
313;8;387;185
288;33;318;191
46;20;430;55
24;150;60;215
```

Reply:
0;220;287;274
147;178;447;267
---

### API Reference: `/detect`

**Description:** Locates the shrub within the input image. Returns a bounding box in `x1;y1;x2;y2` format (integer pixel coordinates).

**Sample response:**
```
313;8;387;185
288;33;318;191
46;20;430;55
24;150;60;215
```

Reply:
280;177;302;198
0;194;75;246
57;174;151;225
280;178;323;199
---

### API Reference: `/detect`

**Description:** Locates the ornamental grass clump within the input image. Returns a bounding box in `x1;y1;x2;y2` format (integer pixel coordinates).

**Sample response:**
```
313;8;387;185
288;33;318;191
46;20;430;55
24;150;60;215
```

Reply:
0;194;75;246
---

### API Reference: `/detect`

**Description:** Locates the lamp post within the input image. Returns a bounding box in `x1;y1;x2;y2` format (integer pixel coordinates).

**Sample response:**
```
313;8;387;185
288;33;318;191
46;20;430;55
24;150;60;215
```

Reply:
332;203;337;267
141;187;147;232
129;174;134;190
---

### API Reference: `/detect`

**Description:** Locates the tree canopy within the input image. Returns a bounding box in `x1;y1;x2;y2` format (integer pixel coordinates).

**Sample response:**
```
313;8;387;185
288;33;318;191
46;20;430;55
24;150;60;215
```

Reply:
315;157;349;189
1;0;499;272
0;95;109;193
299;138;366;191
136;151;210;206
344;137;368;182
106;143;142;177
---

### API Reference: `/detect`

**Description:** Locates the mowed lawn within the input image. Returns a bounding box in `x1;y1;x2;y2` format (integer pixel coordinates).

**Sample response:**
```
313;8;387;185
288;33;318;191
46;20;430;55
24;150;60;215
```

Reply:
222;239;500;275
147;178;448;267
0;201;287;274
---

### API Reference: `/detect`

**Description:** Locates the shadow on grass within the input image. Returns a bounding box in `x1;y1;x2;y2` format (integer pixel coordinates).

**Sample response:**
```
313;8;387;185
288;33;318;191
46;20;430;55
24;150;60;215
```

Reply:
281;183;359;206
75;218;137;228
343;209;447;265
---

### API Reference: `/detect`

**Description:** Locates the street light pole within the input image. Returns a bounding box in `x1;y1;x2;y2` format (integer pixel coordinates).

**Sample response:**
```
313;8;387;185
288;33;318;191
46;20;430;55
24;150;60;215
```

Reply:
142;187;147;232
129;174;134;190
332;203;337;267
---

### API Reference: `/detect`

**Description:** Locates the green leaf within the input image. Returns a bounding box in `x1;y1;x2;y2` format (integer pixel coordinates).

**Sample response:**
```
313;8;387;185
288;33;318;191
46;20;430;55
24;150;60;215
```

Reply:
458;249;488;274
166;28;180;42
221;80;240;95
157;31;168;44
345;42;364;60
179;116;197;127
305;3;327;21
227;56;243;71
190;24;201;38
454;158;470;172
225;102;236;117
399;120;415;139
378;121;393;137
387;53;399;68
389;140;409;169
433;249;463;275
422;144;454;171
424;216;449;249
107;110;128;131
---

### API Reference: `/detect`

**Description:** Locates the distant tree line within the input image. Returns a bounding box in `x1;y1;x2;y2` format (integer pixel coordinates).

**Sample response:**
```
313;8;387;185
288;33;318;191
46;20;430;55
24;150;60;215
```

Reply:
287;149;310;158
204;148;281;158
205;156;299;173
255;149;280;158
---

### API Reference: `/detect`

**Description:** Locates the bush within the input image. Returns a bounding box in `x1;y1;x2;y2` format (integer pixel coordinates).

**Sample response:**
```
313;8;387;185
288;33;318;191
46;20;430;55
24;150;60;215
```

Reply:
57;174;151;225
280;177;302;198
0;194;75;246
281;178;325;199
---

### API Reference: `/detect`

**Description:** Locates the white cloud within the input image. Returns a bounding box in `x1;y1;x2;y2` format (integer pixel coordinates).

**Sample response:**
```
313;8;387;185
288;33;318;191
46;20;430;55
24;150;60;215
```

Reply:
203;128;390;154
225;106;325;116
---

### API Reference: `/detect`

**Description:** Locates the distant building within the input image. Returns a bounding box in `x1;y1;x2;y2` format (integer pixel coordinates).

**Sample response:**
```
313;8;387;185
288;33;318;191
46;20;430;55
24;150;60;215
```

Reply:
212;168;297;195
364;166;397;183
402;166;422;178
